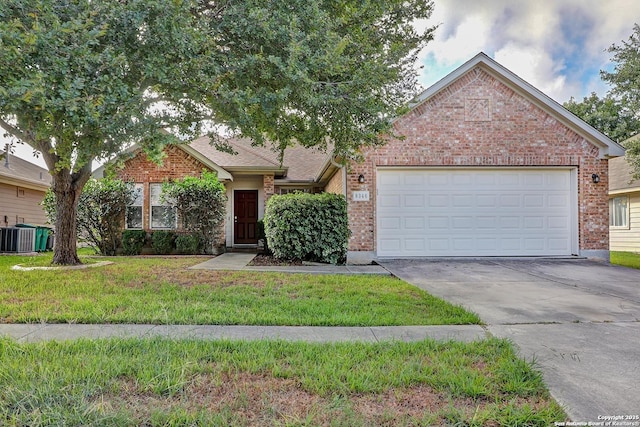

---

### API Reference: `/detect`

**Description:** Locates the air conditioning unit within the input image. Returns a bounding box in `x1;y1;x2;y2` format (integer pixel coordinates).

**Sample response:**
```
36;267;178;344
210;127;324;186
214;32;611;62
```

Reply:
0;227;36;252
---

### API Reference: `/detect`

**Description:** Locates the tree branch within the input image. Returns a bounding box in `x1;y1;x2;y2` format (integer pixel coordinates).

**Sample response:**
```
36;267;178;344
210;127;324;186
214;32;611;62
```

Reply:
0;117;35;145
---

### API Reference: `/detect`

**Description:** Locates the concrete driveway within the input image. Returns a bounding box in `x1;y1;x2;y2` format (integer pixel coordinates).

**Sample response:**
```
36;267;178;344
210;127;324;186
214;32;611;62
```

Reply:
378;258;640;422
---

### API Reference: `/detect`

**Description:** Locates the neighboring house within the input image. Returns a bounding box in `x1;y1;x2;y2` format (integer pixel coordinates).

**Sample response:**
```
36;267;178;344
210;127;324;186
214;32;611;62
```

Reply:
100;53;624;260
0;148;51;227
609;153;640;252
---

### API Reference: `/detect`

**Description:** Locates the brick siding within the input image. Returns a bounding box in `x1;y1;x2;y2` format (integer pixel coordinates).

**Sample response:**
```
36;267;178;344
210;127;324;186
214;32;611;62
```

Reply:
347;66;609;253
117;145;227;248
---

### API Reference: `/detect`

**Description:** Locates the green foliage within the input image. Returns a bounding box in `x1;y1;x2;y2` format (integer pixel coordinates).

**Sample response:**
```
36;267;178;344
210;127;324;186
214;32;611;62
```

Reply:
564;92;640;143
175;234;201;255
264;193;350;264
161;170;226;254
602;24;640;122
610;251;640;269
121;230;146;256
151;231;175;255
42;178;135;256
0;0;436;264
600;24;640;176
256;219;270;255
0;338;564;425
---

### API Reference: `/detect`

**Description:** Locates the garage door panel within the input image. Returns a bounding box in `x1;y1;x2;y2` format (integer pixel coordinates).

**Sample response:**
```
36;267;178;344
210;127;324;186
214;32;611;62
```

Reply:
452;174;474;186
377;168;575;257
404;194;425;207
404;217;425;229
379;217;401;230
452;194;474;207
378;194;400;208
524;194;545;208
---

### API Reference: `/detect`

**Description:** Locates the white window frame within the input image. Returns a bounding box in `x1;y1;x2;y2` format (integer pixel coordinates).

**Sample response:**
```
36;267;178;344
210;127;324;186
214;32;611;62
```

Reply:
279;187;311;195
150;183;177;229
125;183;144;229
609;195;629;229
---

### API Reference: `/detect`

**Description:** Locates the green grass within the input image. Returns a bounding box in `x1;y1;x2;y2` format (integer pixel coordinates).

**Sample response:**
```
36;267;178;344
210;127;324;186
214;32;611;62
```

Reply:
0;253;480;326
0;337;566;426
610;251;640;269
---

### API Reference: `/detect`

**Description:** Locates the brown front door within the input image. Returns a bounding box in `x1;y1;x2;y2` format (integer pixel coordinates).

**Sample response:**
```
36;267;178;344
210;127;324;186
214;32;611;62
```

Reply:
234;190;258;244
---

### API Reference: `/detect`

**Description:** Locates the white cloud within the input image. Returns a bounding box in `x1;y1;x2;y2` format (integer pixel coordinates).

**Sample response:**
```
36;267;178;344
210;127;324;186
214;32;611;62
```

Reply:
417;0;640;102
494;43;574;102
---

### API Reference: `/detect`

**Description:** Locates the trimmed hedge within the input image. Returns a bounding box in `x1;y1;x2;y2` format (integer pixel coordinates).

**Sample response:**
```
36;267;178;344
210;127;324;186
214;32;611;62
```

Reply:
264;192;350;264
175;234;201;255
121;230;146;255
152;231;175;255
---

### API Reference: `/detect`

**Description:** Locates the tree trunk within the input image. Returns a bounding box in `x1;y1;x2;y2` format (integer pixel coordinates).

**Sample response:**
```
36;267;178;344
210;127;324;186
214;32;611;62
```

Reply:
52;186;81;265
51;165;92;265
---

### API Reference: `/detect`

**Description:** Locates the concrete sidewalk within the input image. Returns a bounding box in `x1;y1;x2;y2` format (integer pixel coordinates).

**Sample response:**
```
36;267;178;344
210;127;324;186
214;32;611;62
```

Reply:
189;252;391;275
0;323;488;343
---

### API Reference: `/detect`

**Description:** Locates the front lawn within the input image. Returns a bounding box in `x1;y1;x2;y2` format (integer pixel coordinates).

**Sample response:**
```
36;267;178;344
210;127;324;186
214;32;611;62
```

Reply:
610;251;640;270
0;337;566;426
0;254;480;326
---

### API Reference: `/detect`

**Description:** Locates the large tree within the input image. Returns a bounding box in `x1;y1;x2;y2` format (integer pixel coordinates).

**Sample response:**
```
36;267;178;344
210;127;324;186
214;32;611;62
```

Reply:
0;0;435;264
563;92;640;143
601;23;640;176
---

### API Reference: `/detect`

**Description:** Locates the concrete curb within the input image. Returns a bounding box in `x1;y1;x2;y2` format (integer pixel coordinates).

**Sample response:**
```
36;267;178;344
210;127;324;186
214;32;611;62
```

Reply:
0;324;488;344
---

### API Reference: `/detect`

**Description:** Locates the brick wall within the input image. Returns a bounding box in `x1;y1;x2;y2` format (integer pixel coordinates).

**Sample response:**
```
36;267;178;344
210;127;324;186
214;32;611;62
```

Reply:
263;174;274;205
117;145;228;247
347;66;609;253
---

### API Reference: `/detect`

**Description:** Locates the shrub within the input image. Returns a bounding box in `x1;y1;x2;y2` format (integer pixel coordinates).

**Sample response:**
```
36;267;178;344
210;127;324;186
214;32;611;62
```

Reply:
161;171;226;254
43;178;136;256
152;231;175;255
264;192;350;264
256;219;271;255
122;230;146;255
175;234;201;255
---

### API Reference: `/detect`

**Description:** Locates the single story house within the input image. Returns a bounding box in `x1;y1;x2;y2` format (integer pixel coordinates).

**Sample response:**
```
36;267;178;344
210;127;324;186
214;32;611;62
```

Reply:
609;151;640;253
101;53;624;260
0;147;51;227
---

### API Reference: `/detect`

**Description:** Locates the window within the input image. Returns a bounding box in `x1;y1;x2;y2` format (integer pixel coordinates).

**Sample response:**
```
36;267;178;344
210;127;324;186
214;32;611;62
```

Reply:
126;184;144;229
609;196;629;228
279;187;311;195
150;183;176;229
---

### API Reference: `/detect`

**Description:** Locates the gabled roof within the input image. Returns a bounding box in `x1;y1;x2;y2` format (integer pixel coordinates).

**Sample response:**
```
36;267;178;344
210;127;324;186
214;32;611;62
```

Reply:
0;150;51;191
410;52;625;159
92;144;234;181
609;135;640;194
93;137;335;185
609;156;640;194
189;136;333;183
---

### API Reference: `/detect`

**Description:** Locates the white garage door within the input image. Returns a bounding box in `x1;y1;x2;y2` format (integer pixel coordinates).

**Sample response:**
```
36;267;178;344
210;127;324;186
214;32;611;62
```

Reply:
376;168;577;257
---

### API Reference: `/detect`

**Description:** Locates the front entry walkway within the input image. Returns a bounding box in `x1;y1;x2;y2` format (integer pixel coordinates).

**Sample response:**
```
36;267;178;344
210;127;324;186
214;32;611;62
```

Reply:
189;253;390;275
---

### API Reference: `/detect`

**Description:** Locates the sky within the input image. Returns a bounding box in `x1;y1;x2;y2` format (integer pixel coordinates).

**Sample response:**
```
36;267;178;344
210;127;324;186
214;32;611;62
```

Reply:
5;0;640;166
416;0;640;103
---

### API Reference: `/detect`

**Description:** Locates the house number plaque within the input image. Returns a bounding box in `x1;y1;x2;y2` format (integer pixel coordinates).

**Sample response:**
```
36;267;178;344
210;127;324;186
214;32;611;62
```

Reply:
352;191;370;201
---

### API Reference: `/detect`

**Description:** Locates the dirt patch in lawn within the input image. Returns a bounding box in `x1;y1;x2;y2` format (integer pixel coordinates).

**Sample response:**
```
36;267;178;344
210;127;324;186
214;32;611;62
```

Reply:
98;372;471;425
96;371;557;425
